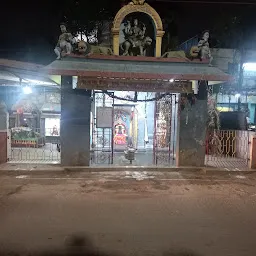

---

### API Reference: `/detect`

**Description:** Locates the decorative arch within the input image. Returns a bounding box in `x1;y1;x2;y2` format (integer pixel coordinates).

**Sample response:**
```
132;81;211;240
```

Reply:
112;2;165;57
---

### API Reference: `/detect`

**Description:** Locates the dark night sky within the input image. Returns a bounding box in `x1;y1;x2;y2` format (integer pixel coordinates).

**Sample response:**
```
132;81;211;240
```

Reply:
1;0;256;64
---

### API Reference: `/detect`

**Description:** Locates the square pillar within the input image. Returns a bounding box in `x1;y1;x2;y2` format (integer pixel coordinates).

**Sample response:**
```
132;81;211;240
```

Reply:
249;135;256;169
0;101;9;164
61;76;91;166
176;82;208;167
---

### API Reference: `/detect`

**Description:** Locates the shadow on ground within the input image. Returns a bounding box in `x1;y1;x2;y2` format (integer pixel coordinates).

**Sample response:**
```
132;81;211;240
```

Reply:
0;234;202;256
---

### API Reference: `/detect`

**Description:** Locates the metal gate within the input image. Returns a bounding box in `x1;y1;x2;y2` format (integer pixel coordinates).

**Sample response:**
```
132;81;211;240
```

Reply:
8;127;60;163
91;91;114;165
205;129;250;169
153;94;178;166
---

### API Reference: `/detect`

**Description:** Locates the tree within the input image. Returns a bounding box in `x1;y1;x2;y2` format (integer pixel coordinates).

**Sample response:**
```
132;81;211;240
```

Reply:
59;0;121;43
161;10;179;52
211;5;256;50
210;6;256;102
211;12;243;49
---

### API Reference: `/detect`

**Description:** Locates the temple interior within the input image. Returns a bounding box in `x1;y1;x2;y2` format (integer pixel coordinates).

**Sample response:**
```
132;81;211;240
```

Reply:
91;91;179;166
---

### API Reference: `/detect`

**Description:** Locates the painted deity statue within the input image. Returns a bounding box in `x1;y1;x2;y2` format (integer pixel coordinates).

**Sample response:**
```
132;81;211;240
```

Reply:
54;24;75;60
121;19;152;56
197;30;213;65
114;124;127;145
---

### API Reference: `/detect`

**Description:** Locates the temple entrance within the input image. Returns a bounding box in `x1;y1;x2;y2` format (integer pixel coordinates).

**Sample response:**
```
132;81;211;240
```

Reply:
90;91;178;166
154;94;178;166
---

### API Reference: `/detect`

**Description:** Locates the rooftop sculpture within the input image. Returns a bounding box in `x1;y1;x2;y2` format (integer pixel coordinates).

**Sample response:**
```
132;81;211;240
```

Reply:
54;23;75;60
190;30;213;65
120;18;152;56
131;0;145;5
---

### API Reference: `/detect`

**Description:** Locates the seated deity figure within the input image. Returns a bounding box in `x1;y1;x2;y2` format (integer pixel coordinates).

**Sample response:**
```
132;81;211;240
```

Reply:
123;20;134;47
129;19;146;47
54;24;75;60
121;18;152;56
197;30;213;65
114;124;127;145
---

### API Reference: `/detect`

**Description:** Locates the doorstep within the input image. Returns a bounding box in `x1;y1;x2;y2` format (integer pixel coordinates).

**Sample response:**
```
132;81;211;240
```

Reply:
0;162;254;175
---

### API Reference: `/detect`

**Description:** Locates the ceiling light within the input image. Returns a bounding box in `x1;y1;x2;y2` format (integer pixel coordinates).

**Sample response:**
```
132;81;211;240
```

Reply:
23;86;32;94
243;63;256;72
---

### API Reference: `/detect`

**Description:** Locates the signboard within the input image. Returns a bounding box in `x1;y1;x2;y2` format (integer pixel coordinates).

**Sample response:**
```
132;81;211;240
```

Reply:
96;107;113;128
78;77;192;93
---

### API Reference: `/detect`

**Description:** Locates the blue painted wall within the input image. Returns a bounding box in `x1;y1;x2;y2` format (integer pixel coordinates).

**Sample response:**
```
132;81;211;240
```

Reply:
248;103;256;123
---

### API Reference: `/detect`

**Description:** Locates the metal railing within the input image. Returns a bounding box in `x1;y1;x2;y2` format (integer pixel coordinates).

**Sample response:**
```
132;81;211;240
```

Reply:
205;130;250;168
177;35;199;52
8;128;60;163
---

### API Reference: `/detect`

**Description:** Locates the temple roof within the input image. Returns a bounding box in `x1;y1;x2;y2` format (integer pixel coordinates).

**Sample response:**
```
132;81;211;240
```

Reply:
0;59;57;87
43;55;233;82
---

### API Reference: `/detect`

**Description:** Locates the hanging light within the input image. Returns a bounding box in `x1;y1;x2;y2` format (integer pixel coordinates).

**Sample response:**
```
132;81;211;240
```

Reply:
23;86;32;94
243;63;256;71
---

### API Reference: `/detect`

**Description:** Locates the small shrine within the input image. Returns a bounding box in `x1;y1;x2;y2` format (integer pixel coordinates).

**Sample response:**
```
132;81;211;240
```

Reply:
43;0;233;167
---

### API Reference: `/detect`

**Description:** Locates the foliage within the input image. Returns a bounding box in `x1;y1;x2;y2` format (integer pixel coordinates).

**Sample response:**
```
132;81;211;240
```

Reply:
211;6;256;50
11;127;41;140
206;96;222;155
161;9;178;52
60;0;120;42
207;96;220;131
211;12;243;49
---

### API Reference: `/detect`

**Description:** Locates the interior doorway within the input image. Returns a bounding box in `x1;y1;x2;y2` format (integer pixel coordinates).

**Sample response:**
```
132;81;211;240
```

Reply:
90;91;179;166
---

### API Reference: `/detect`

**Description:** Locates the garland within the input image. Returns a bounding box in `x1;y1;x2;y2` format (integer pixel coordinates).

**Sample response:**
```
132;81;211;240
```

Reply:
102;90;176;102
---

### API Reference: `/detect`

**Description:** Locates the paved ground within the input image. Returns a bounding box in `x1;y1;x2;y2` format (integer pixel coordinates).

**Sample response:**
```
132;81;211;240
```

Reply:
1;171;256;256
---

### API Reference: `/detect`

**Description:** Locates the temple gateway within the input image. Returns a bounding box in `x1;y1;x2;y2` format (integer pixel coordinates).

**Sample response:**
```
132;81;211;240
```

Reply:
43;0;232;167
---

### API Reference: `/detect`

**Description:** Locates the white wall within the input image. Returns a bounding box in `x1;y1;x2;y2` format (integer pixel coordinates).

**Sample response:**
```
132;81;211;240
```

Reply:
211;48;241;73
217;94;248;104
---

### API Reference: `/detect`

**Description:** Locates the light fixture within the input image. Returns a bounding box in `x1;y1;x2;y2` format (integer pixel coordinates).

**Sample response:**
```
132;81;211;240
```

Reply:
169;79;174;83
24;79;57;86
23;86;32;94
243;63;256;72
235;93;241;98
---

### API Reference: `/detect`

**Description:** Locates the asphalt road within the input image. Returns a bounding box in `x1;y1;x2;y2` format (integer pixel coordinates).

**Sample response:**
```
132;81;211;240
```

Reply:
0;171;256;256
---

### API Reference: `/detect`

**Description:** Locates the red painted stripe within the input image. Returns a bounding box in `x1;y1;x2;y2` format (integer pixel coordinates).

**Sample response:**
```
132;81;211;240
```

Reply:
45;69;233;82
67;53;210;64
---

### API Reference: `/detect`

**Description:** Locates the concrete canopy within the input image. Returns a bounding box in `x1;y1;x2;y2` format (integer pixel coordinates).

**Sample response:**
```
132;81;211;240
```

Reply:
0;59;58;87
42;55;233;82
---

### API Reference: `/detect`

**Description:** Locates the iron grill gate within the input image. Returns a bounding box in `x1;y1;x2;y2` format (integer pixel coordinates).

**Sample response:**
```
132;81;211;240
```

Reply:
153;94;178;166
205;130;250;169
8;128;60;163
91;91;114;165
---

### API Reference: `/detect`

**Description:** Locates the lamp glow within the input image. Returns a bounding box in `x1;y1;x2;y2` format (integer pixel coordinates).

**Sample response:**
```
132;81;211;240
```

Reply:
23;86;32;94
169;79;174;83
243;63;256;72
24;79;57;86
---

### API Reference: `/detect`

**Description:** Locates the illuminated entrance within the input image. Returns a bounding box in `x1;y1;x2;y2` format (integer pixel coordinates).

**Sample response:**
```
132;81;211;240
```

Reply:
91;90;178;166
41;0;232;167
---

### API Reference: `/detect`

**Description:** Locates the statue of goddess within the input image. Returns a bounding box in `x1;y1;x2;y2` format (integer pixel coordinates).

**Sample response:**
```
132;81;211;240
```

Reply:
54;24;75;60
197;30;213;65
